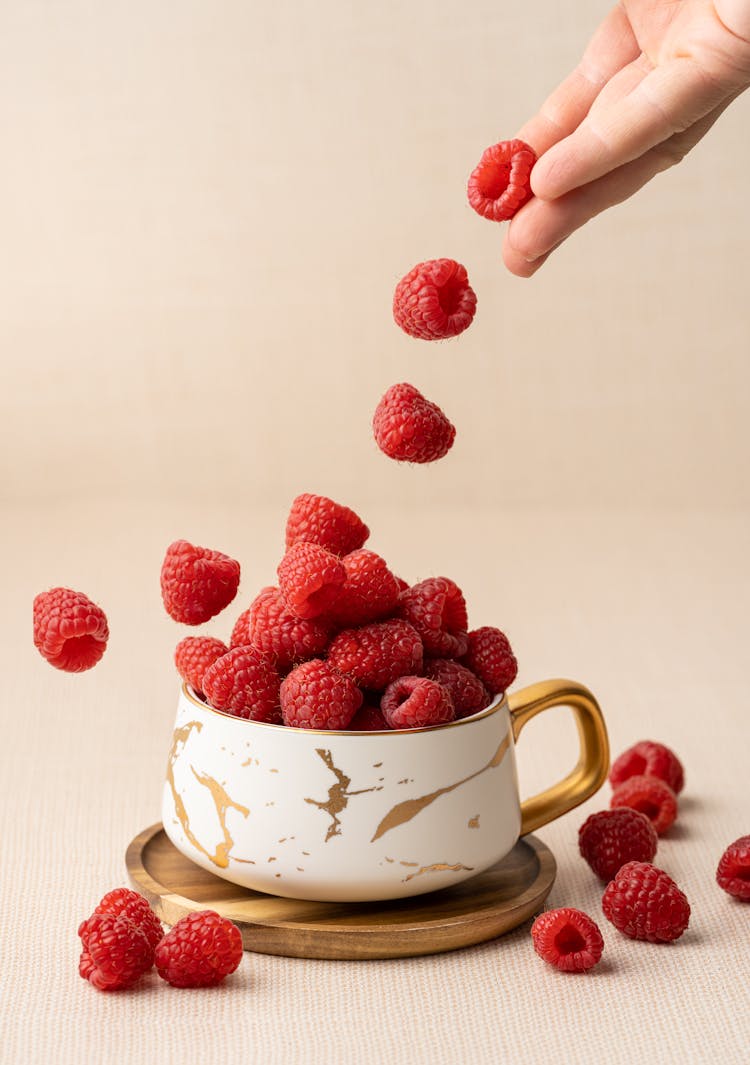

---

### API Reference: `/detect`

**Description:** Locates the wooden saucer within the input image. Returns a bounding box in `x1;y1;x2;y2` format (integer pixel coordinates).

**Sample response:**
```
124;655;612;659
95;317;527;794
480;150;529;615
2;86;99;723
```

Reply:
126;823;555;960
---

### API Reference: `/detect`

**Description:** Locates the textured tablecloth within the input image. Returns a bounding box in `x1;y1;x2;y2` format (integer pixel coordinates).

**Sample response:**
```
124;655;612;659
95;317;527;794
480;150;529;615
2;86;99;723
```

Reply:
2;499;749;1065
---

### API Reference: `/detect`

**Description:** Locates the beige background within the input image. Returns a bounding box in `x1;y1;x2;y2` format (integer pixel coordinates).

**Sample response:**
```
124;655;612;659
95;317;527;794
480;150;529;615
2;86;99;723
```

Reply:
1;2;749;1064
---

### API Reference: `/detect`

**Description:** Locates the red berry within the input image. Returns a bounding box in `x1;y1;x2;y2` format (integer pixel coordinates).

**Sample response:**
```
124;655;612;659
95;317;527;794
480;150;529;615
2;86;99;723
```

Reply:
285;493;369;556
160;540;240;625
233;586;330;670
373;382;456;464
609;740;685;795
155;910;243;988
92;888;164;952
530;908;604;973
610;775;678;836
327;619;423;691
602;861;690;942
399;578;468;658
78;912;154;991
467;138;536;221
327;549;401;626
280;659;363;730
348;702;390;731
33;587;109;673
422;658;491;719
393;258;477;341
175;636;229;694
277;541;346;620
460;627;517;694
381;676;455;730
202;646;281;722
579;809;658;882
716;835;750;901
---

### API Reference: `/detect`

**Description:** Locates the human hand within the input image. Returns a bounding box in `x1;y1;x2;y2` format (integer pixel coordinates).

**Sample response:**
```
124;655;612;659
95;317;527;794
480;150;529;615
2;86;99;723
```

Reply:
503;0;750;277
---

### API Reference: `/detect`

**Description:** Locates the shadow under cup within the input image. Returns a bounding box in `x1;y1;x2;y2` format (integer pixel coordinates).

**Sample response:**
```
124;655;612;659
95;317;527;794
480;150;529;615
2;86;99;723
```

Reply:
162;679;609;903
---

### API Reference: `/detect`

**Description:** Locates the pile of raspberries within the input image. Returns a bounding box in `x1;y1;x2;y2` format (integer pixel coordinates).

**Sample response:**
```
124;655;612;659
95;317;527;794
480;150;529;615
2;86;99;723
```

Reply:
164;492;518;731
532;739;750;973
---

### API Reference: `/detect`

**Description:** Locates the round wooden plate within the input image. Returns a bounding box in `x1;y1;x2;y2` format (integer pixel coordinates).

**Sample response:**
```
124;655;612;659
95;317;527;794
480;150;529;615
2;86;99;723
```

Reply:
126;823;555;960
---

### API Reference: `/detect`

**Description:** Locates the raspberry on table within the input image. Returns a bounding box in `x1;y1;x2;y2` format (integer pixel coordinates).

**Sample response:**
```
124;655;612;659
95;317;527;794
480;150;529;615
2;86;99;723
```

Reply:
381;676;455;730
280;658;363;730
327;549;401;626
393;258;477;341
234;586;331;670
530;907;604;973
202;646;281;722
610;774;678;836
460;627;517;694
467;138;536;221
277;541;346;620
285;493;369;556
578;808;658;882
78;912;154;991
175;636;229;694
327;618;423;691
602;861;690;942
373;382;456;464
160;540;240;626
33;587;109;673
716;835;750;901
91;888;164;952
399;578;468;658
422;658;491;719
155;910;243;988
348;702;390;731
609;740;685;795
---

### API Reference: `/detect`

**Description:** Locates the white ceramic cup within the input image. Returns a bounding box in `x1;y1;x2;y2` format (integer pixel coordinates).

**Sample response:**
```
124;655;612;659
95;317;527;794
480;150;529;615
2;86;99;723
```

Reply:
162;678;608;902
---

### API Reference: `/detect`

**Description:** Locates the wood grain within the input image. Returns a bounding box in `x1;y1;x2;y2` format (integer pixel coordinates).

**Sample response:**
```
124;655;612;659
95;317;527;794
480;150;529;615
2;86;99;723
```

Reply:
126;824;556;960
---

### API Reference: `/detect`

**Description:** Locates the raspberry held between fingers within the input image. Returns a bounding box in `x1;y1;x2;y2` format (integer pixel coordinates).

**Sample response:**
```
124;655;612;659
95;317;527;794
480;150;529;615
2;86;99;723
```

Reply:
373;383;456;464
33;587;109;673
393;258;476;340
468;139;536;221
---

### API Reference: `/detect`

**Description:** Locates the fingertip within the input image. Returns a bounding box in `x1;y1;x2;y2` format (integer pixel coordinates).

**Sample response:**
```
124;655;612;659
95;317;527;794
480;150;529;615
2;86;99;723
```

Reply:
501;229;549;278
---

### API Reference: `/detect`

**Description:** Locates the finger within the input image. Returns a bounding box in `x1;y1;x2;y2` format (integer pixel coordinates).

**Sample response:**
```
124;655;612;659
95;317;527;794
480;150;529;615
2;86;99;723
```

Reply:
515;3;640;155
504;93;739;276
532;58;732;199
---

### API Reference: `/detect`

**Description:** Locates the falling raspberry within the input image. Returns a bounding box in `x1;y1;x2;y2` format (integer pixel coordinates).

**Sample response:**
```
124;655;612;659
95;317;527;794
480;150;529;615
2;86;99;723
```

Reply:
160;540;240;626
393;258;476;341
531;908;604;972
33;587;109;673
467;139;536;221
373;383;456;464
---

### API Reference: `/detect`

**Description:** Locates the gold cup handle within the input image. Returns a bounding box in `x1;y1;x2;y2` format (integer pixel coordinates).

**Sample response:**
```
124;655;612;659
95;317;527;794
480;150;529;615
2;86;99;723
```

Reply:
508;679;609;836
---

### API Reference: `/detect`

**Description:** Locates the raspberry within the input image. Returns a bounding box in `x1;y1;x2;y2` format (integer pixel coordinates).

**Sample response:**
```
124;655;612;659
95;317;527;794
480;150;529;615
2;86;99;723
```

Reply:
373;383;456;464
202;646;281;722
399;578;468;658
610;775;678;836
530;908;604;973
78;912;154;991
155;910;243;988
467;138;536;221
91;888;164;952
422;658;491;719
327;549;401;626
160;540;240;625
327;619;423;691
716;836;750;901
393;258;477;341
234;586;330;670
381;676;455;730
609;740;685;795
285;493;369;556
280;659;363;730
33;587;109;673
460;627;517;694
579;809;658;882
348;702;389;731
174;636;229;694
602;861;690;942
277;541;346;620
